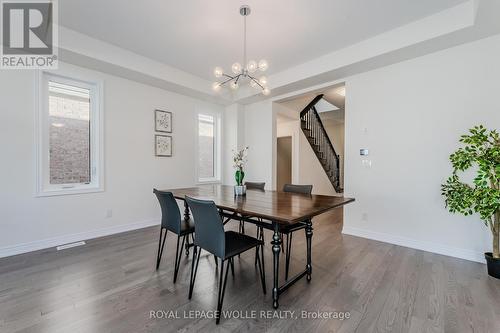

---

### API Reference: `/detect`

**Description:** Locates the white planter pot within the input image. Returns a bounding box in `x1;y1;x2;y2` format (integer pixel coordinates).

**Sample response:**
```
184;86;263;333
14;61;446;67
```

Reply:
234;185;247;196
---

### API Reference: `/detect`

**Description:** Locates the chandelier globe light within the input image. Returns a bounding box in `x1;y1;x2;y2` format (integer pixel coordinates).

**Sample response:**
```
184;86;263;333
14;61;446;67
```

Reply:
212;5;270;95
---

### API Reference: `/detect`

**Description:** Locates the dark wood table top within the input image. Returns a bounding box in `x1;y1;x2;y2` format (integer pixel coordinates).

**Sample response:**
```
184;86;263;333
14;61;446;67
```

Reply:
162;185;355;225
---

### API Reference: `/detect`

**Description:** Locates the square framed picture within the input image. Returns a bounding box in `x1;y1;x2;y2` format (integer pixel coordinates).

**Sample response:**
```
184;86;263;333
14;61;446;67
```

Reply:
155;135;172;157
155;109;172;133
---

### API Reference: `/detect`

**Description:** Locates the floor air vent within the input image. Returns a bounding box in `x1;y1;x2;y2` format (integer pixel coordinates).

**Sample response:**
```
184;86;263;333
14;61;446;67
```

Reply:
56;241;86;251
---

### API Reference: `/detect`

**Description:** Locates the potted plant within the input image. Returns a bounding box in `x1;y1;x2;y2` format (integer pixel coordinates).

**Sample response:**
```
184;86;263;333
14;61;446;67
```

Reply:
441;125;500;279
233;147;249;196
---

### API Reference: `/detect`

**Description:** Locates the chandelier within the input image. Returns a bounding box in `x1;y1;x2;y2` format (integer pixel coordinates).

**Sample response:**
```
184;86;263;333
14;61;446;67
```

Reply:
212;5;270;95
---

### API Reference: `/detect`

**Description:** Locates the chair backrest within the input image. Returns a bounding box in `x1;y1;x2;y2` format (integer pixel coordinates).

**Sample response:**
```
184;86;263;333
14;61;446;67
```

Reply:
245;181;266;190
153;189;182;234
185;196;225;258
282;183;313;194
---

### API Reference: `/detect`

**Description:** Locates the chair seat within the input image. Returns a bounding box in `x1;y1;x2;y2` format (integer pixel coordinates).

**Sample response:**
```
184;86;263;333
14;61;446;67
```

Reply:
224;231;262;259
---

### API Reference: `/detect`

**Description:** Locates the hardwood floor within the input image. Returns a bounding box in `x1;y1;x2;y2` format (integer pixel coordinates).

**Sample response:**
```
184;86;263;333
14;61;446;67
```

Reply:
1;209;499;332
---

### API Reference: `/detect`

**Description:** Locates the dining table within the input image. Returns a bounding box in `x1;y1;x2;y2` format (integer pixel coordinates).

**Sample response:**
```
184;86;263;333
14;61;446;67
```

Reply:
162;184;355;309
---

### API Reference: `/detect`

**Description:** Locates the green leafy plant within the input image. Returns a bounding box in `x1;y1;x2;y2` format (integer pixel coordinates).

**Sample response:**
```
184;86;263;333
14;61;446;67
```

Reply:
441;125;500;258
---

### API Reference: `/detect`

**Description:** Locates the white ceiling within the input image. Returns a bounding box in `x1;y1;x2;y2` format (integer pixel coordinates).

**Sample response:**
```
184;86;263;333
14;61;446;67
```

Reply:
59;0;468;80
316;99;339;113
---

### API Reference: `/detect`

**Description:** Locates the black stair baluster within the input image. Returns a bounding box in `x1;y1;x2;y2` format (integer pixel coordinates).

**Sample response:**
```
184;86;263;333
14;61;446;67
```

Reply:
299;94;342;193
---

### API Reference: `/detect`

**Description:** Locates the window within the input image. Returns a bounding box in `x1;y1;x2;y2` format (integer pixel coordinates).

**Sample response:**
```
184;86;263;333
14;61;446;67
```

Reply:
197;113;220;183
36;72;103;196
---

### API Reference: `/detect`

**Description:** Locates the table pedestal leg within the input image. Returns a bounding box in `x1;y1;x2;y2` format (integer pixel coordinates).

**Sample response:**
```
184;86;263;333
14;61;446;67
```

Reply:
305;219;313;282
183;200;190;221
272;223;281;309
184;201;191;255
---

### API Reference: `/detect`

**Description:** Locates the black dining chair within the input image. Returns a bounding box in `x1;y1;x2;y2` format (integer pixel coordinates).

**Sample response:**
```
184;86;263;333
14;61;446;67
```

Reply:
282;183;313;194
153;189;195;283
236;182;266;235
281;184;313;279
185;196;266;325
255;184;313;280
245;181;266;190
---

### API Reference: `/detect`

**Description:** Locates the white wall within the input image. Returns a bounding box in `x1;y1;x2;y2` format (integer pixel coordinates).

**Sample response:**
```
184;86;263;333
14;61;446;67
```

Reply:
0;62;223;257
222;104;245;185
243;100;275;189
343;34;500;263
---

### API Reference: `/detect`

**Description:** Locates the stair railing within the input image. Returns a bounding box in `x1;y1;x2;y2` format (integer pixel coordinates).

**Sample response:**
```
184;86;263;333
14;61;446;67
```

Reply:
299;94;342;193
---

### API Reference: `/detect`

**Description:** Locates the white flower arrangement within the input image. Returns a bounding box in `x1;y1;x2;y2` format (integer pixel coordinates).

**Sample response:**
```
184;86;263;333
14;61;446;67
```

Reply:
233;146;249;170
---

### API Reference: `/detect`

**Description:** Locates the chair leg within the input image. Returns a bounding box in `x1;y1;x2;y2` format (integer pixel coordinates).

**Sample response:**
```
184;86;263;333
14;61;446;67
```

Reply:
255;226;264;265
238;221;244;258
285;232;293;281
230;257;235;278
216;258;230;325
238;220;246;235
173;234;186;283
156;228;167;270
255;226;260;265
280;233;285;253
256;245;267;294
188;246;201;300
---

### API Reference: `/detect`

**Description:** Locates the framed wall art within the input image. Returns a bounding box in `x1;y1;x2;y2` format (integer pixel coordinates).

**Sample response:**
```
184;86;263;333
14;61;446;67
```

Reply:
155;135;172;157
155;109;172;133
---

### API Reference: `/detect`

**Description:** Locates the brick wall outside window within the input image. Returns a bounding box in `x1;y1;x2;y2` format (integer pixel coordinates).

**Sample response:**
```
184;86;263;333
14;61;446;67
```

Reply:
49;94;90;184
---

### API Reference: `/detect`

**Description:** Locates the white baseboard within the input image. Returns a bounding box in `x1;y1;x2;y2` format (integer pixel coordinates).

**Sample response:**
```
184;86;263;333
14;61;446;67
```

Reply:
0;219;160;259
1;221;485;264
342;226;485;264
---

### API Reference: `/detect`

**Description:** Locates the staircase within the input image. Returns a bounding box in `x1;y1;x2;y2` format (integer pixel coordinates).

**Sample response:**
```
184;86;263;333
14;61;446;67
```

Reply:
299;94;342;193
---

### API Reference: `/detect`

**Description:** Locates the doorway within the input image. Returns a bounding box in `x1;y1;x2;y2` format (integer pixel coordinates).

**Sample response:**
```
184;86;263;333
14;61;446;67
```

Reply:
273;83;345;194
277;136;292;191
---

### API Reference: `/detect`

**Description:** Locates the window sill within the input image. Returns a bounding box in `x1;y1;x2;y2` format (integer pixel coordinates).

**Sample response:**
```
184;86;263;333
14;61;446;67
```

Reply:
35;186;104;197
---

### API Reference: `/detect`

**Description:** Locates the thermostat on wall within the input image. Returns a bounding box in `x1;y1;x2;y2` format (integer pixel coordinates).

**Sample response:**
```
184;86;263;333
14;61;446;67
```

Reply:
360;149;369;156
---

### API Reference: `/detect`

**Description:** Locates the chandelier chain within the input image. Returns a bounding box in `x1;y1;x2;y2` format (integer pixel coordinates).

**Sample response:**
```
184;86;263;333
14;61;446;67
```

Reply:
243;14;247;70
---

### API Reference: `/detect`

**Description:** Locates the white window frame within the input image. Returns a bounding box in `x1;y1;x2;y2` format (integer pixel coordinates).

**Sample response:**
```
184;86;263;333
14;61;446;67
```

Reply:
196;111;222;184
35;71;104;197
